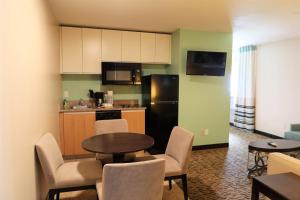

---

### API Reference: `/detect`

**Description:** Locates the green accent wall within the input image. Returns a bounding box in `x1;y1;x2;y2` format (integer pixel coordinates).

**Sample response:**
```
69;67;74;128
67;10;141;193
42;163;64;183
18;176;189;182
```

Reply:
61;64;167;104
62;29;232;147
171;29;232;146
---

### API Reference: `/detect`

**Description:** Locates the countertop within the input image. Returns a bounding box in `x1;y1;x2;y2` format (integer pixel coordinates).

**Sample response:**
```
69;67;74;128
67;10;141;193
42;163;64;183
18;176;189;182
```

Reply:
60;106;146;113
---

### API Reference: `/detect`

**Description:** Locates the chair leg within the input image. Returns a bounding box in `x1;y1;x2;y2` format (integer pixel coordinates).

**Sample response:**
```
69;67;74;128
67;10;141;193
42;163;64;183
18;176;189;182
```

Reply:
56;192;60;200
168;179;172;190
48;190;55;200
182;174;188;200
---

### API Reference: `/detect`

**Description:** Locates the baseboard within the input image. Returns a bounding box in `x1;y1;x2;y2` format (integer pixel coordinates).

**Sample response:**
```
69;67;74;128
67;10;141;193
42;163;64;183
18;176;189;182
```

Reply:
192;143;229;151
254;129;283;139
230;123;282;139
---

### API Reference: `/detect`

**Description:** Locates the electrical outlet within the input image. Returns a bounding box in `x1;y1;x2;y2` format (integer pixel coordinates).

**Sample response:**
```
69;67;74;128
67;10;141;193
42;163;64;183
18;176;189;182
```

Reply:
64;91;69;98
204;129;209;135
200;128;209;136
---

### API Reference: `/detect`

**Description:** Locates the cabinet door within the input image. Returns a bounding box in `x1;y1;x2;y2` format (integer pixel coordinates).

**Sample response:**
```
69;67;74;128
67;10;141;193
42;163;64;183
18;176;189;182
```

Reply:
122;31;141;62
102;30;122;62
82;28;101;74
141;33;155;63
62;112;95;155
61;27;83;73
121;110;145;134
155;34;171;64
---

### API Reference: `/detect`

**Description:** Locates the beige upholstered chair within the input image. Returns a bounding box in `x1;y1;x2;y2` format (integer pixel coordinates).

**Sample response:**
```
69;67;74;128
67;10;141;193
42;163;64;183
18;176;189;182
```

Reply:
96;159;165;200
35;133;102;200
95;119;135;163
268;153;300;176
154;126;194;200
95;119;128;134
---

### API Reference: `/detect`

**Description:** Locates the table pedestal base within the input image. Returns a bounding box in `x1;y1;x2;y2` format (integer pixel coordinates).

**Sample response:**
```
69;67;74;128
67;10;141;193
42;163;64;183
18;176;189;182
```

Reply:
113;153;125;163
248;151;268;178
247;150;300;178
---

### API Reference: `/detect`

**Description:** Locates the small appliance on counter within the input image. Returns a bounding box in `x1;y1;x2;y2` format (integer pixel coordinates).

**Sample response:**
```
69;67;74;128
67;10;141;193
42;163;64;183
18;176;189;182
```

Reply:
103;90;114;108
89;89;104;107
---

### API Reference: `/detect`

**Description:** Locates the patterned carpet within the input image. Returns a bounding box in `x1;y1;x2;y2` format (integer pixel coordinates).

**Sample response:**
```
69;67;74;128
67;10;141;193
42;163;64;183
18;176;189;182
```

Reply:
61;127;267;200
187;127;267;200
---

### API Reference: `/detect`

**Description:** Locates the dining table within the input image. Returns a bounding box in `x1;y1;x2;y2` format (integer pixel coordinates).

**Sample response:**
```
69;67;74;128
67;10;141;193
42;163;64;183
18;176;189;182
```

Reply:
81;132;154;163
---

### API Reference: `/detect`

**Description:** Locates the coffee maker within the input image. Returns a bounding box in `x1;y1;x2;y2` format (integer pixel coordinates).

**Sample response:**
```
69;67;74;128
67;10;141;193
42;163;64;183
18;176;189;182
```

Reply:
89;89;104;107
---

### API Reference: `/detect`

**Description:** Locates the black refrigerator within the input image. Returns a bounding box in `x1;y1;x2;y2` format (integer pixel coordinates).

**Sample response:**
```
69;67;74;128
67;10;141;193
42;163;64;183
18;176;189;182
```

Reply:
142;75;179;154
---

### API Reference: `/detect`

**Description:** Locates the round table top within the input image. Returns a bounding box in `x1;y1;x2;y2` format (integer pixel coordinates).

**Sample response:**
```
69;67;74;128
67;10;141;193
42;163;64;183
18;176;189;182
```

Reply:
81;132;154;154
249;139;300;152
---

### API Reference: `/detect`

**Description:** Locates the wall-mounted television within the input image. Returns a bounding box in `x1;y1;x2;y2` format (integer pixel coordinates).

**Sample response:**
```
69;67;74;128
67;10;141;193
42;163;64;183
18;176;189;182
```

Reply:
186;51;227;76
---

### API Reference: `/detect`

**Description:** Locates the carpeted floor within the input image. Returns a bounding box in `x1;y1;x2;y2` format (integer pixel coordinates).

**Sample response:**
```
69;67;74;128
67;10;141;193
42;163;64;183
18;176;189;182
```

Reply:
61;127;267;200
187;127;267;200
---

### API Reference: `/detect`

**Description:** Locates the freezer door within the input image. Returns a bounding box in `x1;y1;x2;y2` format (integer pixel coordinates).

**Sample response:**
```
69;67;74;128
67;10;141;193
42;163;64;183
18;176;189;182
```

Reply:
151;75;179;102
147;102;178;152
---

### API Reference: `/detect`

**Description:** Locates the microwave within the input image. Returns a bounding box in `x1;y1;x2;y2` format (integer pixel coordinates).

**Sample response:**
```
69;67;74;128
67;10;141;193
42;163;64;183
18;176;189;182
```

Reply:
101;62;142;85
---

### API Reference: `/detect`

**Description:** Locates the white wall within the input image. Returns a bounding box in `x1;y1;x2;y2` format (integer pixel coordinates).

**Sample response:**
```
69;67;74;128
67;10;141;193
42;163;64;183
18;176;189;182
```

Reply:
256;38;300;137
0;0;60;199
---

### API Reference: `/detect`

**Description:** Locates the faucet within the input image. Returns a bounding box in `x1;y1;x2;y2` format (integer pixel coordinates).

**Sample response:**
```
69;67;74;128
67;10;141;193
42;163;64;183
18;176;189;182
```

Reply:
79;98;85;106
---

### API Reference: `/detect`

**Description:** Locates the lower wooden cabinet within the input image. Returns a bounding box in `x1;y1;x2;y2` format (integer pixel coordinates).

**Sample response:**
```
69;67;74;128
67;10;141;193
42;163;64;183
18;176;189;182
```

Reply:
121;110;145;134
59;109;145;157
60;112;96;156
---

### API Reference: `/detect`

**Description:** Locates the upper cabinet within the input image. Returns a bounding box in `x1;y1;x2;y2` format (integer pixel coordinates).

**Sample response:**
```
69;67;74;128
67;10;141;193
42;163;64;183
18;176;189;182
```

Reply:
141;33;155;63
60;27;172;74
121;31;141;62
155;34;171;64
141;33;171;64
82;28;102;74
102;30;122;62
61;27;83;73
61;27;102;74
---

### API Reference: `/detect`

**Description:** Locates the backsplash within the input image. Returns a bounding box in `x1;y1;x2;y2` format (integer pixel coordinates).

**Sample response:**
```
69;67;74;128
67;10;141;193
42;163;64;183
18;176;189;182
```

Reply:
61;64;169;104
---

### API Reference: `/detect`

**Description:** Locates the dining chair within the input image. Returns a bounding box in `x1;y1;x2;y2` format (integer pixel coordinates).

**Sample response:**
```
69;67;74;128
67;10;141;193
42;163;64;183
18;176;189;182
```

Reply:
95;119;128;134
95;119;135;163
96;159;165;200
35;133;102;200
154;126;194;200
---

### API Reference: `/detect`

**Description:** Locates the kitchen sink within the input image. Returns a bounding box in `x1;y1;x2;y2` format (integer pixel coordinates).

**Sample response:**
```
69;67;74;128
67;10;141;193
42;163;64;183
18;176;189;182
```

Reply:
72;105;89;110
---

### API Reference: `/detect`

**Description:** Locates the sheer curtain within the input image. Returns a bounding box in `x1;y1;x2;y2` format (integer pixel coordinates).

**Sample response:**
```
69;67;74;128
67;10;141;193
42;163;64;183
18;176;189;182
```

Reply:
234;45;257;132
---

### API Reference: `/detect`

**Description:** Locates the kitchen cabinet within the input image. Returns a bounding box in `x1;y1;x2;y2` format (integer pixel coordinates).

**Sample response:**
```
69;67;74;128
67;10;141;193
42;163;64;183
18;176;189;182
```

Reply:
59;109;145;156
60;112;96;156
121;109;145;157
141;33;155;63
61;27;83;73
155;34;171;64
121;110;145;134
82;28;102;74
60;26;172;74
102;30;122;62
121;31;141;62
61;27;102;74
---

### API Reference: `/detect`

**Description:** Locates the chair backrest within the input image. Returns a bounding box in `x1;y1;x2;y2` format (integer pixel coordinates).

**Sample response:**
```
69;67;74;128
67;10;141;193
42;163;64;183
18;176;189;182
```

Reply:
291;124;300;132
165;126;194;173
101;159;165;200
95;119;128;135
35;133;64;186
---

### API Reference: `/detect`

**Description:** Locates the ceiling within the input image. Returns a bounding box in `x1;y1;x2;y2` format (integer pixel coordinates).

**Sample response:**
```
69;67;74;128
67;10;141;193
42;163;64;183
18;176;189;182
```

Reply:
48;0;300;47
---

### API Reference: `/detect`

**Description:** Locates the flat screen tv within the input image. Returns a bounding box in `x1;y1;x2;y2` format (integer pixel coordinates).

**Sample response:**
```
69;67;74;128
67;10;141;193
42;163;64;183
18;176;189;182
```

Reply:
186;51;227;76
